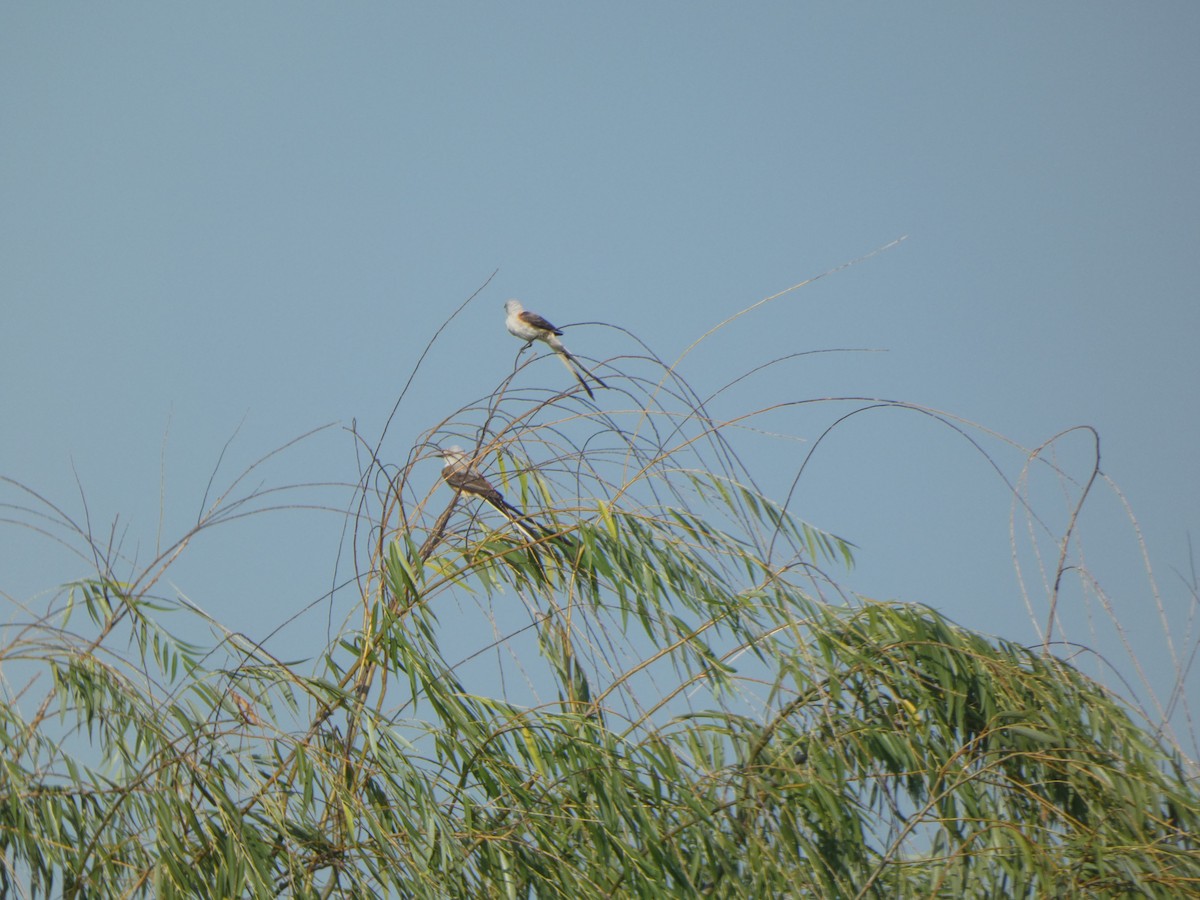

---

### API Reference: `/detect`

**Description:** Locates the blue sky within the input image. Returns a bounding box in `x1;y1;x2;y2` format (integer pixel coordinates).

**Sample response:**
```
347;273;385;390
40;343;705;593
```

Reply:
2;5;1197;745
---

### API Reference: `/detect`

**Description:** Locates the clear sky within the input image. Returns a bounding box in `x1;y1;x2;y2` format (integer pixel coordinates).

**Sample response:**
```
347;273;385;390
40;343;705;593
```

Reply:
2;5;1197;747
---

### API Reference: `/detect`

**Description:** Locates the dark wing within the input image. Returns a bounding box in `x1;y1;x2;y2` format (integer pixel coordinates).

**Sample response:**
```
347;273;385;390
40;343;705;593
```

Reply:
445;467;546;542
444;468;504;504
518;309;563;336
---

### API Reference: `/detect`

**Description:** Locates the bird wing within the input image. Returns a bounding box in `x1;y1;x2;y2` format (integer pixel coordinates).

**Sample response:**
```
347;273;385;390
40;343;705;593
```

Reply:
444;467;502;500
444;465;547;543
518;309;564;336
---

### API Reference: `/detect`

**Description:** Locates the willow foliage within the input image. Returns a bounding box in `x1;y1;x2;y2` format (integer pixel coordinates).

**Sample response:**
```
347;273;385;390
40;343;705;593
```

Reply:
2;301;1198;898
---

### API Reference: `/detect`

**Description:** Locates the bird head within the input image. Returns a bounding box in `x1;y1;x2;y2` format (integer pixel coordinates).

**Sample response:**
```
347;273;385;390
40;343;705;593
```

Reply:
436;445;469;465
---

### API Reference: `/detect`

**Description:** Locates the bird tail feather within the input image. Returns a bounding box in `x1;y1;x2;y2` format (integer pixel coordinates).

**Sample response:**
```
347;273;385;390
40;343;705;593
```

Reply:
555;349;605;399
481;496;539;542
486;495;577;550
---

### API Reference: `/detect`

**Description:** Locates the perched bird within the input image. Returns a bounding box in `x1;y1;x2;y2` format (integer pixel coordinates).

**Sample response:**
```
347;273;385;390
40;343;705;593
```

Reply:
504;299;607;399
436;446;546;543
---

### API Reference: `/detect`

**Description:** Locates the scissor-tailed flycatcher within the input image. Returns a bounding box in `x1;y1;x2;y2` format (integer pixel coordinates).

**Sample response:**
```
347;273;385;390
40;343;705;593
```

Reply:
504;299;607;399
437;445;546;543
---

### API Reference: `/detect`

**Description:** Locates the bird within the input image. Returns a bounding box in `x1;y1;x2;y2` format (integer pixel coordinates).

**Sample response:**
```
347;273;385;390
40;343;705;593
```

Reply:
436;446;547;543
504;299;607;399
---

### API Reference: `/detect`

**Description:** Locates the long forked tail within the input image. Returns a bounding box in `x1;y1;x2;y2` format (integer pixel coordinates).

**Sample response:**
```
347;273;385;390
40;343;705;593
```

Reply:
483;495;575;549
554;349;606;399
481;495;544;543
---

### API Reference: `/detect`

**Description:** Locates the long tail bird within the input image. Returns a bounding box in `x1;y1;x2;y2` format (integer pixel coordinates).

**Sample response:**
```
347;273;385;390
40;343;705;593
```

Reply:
504;298;607;399
437;445;548;543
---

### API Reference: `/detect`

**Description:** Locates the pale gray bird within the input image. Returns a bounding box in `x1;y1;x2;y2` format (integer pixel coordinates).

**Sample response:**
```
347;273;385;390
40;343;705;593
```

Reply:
436;445;545;542
504;299;607;399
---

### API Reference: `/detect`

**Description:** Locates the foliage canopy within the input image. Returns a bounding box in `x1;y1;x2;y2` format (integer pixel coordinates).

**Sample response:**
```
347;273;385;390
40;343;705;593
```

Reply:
2;292;1197;898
